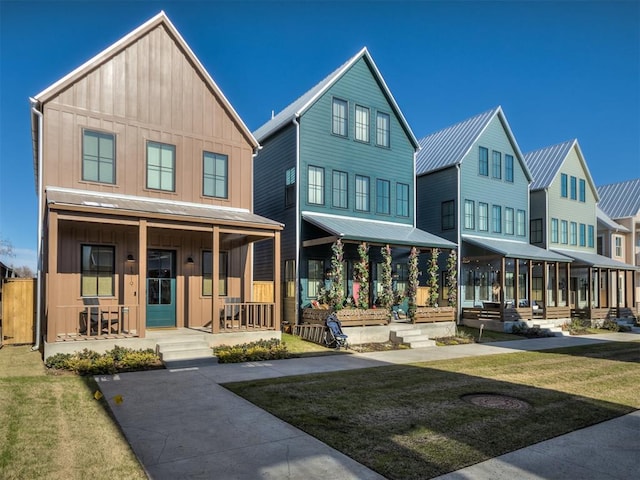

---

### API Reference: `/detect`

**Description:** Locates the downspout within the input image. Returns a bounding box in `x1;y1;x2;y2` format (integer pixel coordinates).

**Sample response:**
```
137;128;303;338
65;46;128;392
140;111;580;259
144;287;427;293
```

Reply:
456;163;462;324
292;117;301;324
30;97;43;351
250;145;262;295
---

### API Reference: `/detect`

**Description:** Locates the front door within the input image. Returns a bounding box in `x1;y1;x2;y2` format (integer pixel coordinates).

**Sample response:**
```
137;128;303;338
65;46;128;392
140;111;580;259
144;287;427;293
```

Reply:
146;250;176;328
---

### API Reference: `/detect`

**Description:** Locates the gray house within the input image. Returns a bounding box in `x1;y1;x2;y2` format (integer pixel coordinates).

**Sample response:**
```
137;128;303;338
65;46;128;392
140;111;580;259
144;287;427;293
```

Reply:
416;107;572;326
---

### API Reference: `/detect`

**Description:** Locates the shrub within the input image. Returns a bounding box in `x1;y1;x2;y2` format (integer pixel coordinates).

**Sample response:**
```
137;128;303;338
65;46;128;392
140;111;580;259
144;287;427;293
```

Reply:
215;339;290;363
45;346;160;375
602;319;621;332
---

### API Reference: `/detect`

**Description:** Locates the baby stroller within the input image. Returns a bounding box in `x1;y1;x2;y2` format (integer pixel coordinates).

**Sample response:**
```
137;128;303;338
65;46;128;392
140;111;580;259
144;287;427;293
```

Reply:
324;313;349;350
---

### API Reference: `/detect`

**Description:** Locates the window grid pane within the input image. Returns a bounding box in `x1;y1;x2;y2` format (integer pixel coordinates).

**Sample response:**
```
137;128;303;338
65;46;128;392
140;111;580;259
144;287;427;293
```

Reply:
492;205;502;233
376;112;390;147
332;98;348;136
355;105;370;142
308;259;324;298
570;222;577;245
561;220;568;244
579;179;586;202
464;200;474;230
308;166;324;205
479;147;488;176
355;175;369;211
396;183;409;217
561;174;568;197
376;179;390;214
478;203;488;231
505;207;514;235
332;171;347;208
551;218;559;243
83;130;115;184
442;200;455;230
579;223;586;246
81;245;114;297
202;251;228;296
570;176;577;200
505;154;514;182
492;151;502;179
588;225;594;248
516;210;526;236
147;142;175;191
203;152;228;198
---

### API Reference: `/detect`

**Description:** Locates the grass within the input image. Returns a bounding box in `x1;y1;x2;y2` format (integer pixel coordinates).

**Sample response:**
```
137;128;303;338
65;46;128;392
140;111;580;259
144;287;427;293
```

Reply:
0;345;146;480
281;332;345;356
225;340;640;480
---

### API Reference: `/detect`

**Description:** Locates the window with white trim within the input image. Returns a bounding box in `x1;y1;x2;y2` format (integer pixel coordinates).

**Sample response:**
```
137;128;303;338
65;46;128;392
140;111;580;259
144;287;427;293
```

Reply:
147;141;175;191
355;105;370;143
376;112;390;147
83;130;115;184
308;166;324;205
332;98;348;136
203;151;228;198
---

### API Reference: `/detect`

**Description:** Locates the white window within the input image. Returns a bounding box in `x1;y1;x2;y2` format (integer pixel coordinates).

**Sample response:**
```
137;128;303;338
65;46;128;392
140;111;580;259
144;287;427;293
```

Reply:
203;152;227;198
147;141;175;191
464;200;474;230
355;175;369;211
83;130;115;184
308;166;324;205
615;237;623;257
332;98;348;136
355;105;370;143
376;112;390;147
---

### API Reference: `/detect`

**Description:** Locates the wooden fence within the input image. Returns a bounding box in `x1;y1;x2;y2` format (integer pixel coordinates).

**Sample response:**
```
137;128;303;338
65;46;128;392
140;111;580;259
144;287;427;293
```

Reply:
252;281;274;302
1;278;36;345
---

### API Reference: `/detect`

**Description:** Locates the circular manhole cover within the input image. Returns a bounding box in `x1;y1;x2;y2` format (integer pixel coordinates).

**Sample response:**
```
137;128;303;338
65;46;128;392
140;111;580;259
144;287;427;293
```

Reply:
461;393;531;410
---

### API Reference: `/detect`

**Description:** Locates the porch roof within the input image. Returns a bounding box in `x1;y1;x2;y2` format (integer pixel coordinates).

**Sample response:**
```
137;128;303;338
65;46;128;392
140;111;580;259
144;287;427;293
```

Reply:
46;187;283;229
302;212;456;249
551;249;638;270
462;235;573;262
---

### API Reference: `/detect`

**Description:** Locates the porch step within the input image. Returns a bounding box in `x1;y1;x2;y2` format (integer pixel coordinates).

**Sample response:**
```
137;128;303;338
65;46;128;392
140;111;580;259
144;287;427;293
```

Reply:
389;325;436;349
156;337;214;365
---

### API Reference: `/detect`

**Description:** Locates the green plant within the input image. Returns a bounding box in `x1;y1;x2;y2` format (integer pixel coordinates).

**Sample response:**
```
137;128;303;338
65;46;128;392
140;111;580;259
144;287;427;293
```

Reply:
214;339;291;363
446;249;458;308
407;246;420;321
428;248;440;307
353;241;370;309
602;319;621;332
327;239;345;310
378;244;394;310
45;346;160;375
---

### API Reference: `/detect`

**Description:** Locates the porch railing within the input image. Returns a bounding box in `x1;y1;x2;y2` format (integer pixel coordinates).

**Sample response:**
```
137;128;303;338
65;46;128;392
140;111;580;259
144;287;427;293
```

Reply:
54;305;141;342
219;302;277;331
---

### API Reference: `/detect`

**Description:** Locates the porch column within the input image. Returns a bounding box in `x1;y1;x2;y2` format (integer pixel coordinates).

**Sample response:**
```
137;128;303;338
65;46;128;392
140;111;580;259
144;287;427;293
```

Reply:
542;261;548;319
514;259;520;307
138;220;147;339
615;269;620;310
212;225;220;334
46;211;58;343
528;260;533;309
500;257;506;317
566;262;571;310
587;267;593;311
554;262;560;307
273;231;281;330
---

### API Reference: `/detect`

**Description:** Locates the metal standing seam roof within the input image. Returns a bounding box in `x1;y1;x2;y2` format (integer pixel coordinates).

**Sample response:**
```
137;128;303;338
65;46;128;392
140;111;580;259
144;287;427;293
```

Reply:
597;178;640;219
551;248;638;270
302;212;456;249
596;205;630;232
415;106;532;181
462;235;573;263
46;187;284;228
253;47;419;148
523;140;575;191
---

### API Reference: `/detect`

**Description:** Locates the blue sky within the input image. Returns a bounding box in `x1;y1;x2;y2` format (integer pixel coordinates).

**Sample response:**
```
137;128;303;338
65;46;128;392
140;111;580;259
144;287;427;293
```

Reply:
1;0;639;271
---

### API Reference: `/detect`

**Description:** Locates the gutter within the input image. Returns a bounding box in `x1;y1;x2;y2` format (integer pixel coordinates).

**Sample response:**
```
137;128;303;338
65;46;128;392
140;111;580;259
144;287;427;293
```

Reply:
30;97;43;351
292;117;301;324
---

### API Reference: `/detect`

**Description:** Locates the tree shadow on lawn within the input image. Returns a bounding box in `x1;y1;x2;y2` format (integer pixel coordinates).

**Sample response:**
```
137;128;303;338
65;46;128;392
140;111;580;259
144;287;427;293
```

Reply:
224;343;640;480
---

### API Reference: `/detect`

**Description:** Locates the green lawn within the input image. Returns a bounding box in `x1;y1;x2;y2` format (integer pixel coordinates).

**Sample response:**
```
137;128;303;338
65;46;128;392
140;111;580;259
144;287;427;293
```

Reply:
225;340;640;480
0;346;146;480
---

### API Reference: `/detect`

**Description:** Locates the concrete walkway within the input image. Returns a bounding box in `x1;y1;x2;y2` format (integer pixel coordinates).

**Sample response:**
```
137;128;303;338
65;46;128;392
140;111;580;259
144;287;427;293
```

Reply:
95;332;640;479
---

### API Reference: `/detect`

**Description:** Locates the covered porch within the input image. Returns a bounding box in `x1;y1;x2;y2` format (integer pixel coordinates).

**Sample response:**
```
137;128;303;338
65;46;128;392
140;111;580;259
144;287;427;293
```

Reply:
42;188;282;357
299;212;457;325
460;235;573;323
552;249;638;321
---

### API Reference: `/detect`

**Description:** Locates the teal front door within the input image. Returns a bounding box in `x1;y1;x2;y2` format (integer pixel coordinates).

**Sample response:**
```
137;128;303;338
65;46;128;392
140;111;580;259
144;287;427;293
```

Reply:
146;250;176;328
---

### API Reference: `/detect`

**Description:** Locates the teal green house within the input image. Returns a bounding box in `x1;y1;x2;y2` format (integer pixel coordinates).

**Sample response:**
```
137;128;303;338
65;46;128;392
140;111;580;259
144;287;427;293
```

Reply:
416;107;573;326
524;139;637;320
253;47;454;325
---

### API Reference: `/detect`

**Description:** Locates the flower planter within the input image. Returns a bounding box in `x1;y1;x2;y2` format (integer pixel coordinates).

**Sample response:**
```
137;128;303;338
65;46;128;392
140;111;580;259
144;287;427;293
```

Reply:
302;308;390;327
414;306;456;323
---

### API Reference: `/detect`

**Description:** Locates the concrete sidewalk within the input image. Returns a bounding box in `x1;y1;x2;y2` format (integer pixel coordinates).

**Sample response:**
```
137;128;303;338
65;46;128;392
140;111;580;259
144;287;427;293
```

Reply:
95;332;640;479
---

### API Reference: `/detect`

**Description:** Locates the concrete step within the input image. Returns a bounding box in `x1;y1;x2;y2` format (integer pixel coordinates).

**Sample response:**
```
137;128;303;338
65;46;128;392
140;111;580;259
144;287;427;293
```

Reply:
156;336;213;364
389;329;425;343
407;339;437;348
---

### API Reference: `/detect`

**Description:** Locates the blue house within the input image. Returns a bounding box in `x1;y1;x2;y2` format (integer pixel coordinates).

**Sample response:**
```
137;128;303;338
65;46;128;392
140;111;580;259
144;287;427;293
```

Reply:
525;141;637;320
416;107;572;327
253;47;454;325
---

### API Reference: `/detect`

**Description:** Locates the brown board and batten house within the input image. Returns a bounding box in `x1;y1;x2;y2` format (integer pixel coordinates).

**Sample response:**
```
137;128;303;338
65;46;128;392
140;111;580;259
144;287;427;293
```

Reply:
30;12;282;359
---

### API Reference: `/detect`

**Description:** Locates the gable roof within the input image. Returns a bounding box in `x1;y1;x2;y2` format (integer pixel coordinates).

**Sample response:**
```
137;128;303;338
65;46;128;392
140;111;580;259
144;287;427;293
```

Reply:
415;106;531;181
31;12;258;188
596;205;630;233
253;47;418;148
597;178;640;219
523;139;599;201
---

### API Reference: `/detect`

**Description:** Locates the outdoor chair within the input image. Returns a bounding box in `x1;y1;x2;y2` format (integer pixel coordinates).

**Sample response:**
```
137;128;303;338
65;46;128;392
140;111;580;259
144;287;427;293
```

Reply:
79;297;119;335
